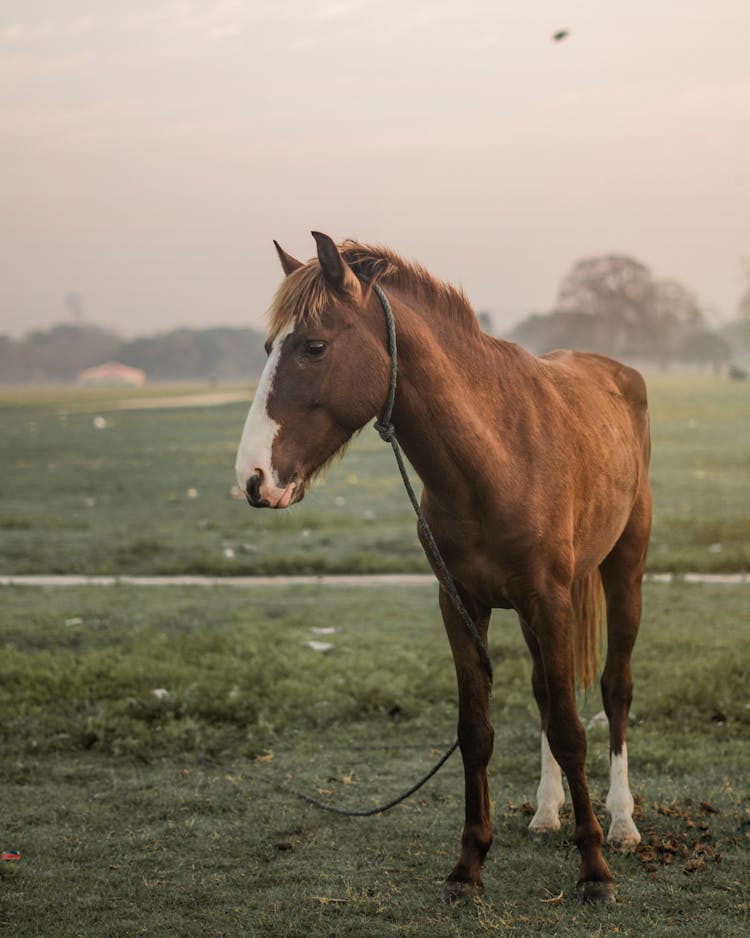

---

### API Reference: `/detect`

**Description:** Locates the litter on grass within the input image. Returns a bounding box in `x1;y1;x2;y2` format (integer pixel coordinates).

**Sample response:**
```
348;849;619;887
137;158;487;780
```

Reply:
305;641;333;653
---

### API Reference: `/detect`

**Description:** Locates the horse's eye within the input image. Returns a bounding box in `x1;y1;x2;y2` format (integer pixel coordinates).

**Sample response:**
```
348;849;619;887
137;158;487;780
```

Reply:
304;340;327;358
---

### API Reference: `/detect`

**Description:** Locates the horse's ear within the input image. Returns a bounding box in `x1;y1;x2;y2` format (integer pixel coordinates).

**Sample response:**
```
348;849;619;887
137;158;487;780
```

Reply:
273;240;303;276
362;256;393;285
311;231;359;295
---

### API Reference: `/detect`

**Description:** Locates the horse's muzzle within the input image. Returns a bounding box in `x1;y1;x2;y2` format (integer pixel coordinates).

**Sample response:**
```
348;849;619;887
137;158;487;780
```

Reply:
245;473;270;508
244;471;299;509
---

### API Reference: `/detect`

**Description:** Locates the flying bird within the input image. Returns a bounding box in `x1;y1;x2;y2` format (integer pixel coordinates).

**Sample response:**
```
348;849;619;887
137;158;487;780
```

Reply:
552;29;570;42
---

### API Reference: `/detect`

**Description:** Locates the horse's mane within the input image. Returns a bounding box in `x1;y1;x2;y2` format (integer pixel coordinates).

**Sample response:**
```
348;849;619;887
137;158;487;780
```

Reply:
268;240;479;341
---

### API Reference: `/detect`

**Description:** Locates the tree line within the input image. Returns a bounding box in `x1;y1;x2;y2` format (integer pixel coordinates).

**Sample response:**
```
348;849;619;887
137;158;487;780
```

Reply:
2;254;749;384
507;254;750;370
0;324;267;385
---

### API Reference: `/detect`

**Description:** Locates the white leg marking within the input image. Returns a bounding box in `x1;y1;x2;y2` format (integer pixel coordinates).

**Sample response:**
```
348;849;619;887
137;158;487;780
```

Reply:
235;325;291;496
606;743;641;847
529;731;565;834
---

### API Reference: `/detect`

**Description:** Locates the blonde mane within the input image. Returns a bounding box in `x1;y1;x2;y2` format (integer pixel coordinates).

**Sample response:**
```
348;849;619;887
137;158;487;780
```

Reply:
268;241;479;341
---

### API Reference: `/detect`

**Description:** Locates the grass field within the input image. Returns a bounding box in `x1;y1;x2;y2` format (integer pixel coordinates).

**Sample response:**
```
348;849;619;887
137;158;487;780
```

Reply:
0;376;748;935
0;581;748;935
0;374;748;575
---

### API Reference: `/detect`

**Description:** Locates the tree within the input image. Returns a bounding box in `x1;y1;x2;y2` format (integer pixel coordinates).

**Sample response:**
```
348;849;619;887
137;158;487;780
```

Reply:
507;310;610;356
556;254;658;356
5;324;122;383
652;279;705;366
716;259;750;363
738;259;750;319
679;330;731;372
0;324;268;384
476;310;494;334
507;254;709;364
117;327;266;381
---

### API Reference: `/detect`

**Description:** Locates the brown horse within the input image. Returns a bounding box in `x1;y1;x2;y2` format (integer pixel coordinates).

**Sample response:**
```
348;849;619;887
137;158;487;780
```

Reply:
235;232;652;903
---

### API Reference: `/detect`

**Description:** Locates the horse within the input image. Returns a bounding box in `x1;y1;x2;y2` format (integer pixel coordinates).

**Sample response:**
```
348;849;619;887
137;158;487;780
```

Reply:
235;232;652;904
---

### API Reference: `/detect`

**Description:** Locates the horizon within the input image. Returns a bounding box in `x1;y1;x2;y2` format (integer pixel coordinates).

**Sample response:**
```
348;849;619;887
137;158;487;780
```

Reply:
1;317;267;342
1;1;748;340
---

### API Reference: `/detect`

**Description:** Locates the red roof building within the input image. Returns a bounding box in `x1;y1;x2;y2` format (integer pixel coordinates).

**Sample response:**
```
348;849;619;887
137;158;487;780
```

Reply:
76;362;146;387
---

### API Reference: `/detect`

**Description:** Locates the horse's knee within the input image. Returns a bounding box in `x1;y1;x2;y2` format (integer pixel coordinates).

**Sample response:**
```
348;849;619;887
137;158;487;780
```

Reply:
457;718;494;765
600;666;633;711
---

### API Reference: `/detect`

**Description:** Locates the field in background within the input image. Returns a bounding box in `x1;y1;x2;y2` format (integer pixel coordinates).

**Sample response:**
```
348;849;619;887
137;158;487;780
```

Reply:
1;376;748;934
1;374;749;575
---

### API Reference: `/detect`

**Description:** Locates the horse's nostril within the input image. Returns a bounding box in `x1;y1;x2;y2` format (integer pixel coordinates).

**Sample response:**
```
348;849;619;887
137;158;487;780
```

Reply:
246;473;262;504
246;472;260;501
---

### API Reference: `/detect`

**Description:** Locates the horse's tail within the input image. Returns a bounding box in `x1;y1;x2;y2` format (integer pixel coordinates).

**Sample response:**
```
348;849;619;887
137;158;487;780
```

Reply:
571;570;606;689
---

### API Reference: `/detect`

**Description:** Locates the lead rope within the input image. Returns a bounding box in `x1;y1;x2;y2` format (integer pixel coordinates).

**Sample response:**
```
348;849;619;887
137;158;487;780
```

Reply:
252;284;492;817
250;739;459;817
372;283;494;685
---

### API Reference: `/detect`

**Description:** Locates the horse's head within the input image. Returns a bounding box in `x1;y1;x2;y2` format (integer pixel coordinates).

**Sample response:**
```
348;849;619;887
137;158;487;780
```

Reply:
235;232;391;508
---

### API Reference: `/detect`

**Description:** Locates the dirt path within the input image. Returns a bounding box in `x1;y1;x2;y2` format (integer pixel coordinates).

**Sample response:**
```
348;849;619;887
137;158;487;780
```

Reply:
1;573;747;588
109;390;250;411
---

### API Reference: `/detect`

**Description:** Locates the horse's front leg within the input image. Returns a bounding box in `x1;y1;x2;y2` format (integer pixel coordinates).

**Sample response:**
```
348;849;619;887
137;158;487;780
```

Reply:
438;586;493;903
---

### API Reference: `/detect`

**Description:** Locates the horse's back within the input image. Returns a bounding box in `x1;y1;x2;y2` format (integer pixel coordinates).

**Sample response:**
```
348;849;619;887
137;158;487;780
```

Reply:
539;349;650;450
541;349;646;404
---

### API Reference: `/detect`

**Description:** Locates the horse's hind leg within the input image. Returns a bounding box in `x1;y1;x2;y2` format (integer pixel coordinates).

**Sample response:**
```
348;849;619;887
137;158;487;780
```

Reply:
521;622;565;835
520;584;614;902
599;491;651;849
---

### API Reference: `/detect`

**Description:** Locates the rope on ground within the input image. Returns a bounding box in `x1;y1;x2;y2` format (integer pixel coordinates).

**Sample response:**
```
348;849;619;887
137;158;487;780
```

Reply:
251;739;459;817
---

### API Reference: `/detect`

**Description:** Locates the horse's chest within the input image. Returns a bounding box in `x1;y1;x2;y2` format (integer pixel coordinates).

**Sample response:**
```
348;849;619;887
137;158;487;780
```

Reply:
431;524;518;608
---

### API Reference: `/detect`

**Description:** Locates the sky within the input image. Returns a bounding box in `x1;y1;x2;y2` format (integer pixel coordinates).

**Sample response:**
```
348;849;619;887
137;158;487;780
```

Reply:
1;0;749;339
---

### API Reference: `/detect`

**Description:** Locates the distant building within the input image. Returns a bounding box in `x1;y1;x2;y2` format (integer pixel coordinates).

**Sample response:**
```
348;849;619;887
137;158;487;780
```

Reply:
76;361;146;387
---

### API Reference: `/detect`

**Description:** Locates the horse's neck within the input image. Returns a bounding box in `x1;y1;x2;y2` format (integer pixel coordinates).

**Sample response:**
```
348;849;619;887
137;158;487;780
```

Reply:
387;300;522;503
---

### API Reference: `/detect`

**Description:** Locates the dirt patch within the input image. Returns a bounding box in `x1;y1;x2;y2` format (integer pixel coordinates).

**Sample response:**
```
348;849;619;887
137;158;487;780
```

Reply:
110;391;250;411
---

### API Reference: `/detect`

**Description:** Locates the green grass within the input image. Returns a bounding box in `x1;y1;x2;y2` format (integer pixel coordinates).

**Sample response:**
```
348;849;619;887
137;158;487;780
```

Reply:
1;376;748;933
0;374;748;576
0;582;748;935
647;376;750;572
0;386;427;576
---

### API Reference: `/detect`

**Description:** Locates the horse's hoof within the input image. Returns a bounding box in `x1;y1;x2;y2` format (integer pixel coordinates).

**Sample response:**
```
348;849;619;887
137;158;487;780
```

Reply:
441;879;483;904
528;811;562;836
608;835;640;853
607;820;641;851
576;880;617;904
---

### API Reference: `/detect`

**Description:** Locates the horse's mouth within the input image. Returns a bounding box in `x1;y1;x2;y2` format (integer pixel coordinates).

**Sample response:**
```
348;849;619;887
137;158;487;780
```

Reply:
276;479;299;509
245;475;305;509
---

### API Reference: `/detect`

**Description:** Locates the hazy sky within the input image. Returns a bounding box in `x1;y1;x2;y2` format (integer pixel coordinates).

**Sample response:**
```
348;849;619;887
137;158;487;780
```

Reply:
2;1;749;339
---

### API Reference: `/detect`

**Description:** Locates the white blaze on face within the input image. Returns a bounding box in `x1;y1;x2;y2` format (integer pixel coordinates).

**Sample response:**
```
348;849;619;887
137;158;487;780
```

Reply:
235;324;296;507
